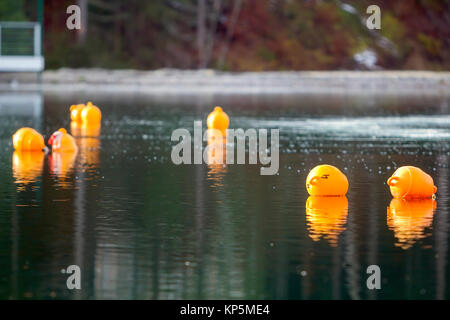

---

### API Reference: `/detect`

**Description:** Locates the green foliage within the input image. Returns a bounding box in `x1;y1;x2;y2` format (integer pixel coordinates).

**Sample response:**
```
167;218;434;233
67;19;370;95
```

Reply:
417;33;441;57
380;12;404;44
0;0;25;21
257;47;276;62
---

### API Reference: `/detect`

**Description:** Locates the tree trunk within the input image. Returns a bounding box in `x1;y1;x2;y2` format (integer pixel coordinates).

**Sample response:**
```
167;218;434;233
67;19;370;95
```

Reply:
217;0;243;69
197;0;207;68
77;0;88;44
203;0;222;69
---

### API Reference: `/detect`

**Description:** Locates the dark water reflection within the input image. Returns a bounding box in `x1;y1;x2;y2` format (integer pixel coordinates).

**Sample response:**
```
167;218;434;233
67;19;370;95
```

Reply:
0;92;449;300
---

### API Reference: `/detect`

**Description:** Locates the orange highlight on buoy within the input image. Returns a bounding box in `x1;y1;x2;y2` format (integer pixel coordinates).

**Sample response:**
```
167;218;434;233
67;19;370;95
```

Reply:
387;198;436;249
387;166;437;199
306;165;348;196
12;128;46;151
306;196;348;246
207;106;229;133
48;128;78;153
70;103;86;122
81;101;102;125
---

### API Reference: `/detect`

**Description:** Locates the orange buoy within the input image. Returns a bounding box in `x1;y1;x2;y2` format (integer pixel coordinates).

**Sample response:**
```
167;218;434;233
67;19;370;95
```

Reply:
207;106;229;133
12;127;46;151
306;165;348;196
81;101;102;125
306;196;348;246
70;104;86;122
387;198;436;249
387;166;437;199
48;128;78;153
69;102;101;126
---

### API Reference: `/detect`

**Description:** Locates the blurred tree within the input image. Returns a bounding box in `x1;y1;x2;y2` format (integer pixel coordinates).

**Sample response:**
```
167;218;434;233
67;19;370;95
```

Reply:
77;0;88;43
0;0;25;21
217;0;243;69
10;0;447;70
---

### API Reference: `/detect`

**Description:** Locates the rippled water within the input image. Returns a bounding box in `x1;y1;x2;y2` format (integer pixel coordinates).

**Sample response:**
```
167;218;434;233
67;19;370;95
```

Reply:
0;92;449;299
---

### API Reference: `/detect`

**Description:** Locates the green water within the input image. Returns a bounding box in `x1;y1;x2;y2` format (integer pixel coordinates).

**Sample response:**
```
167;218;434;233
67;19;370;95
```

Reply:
0;92;449;299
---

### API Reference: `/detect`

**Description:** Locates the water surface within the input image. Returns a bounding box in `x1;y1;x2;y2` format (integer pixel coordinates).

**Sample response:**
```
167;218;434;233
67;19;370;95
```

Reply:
0;92;449;299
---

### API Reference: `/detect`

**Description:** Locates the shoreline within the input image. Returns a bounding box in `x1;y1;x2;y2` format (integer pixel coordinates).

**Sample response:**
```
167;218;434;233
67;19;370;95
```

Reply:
0;69;449;95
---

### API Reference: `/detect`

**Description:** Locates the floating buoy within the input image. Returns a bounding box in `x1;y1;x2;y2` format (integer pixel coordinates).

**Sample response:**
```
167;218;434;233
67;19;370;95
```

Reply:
306;164;348;196
207;106;229;133
387;166;437;199
81;101;102;125
306;196;348;246
12;151;45;185
70;104;86;122
387;198;436;249
69;101;101;125
48;128;78;153
12;127;46;151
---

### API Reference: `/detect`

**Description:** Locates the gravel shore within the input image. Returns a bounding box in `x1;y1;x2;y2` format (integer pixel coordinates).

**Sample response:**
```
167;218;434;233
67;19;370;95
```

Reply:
0;69;449;95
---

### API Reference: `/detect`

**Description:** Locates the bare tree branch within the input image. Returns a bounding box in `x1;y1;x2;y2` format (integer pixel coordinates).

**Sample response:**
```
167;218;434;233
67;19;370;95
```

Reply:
89;0;120;12
197;0;207;68
217;0;243;69
77;0;88;44
202;0;222;68
165;0;197;14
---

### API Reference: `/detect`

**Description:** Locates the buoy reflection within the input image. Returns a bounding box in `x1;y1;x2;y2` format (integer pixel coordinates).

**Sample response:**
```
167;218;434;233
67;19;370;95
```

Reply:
206;131;227;188
70;121;101;138
71;122;101;171
49;151;78;188
305;196;348;246
12;151;45;187
387;198;436;250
